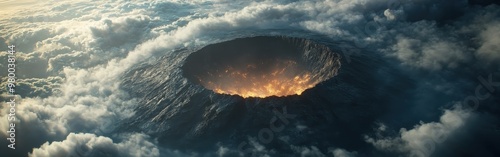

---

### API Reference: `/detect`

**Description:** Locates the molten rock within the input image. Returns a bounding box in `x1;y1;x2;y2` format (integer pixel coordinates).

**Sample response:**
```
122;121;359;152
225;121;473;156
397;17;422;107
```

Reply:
182;36;341;98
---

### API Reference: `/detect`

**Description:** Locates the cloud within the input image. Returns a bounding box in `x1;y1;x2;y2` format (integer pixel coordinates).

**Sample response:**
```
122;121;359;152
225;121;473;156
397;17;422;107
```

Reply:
291;145;326;157
0;76;63;98
29;133;159;157
365;105;472;156
1;0;500;157
90;15;151;49
387;34;469;70
383;9;404;21
0;64;139;156
476;20;500;62
6;28;52;53
0;51;50;78
379;4;500;70
329;148;357;157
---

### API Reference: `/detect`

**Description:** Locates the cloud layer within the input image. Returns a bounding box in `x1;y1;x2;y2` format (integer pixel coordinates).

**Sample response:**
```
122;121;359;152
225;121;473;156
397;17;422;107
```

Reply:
365;105;473;156
30;133;159;157
0;0;499;157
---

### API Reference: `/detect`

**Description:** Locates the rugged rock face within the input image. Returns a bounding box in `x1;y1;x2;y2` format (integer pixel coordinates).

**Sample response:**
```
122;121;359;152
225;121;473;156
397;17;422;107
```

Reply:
120;35;414;156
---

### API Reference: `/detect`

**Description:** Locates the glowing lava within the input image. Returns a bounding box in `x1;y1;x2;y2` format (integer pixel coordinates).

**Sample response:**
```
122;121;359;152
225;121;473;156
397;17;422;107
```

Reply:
182;36;341;98
201;60;317;98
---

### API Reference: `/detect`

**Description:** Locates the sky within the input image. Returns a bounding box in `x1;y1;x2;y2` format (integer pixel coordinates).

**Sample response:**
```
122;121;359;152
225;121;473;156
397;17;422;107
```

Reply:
0;0;500;157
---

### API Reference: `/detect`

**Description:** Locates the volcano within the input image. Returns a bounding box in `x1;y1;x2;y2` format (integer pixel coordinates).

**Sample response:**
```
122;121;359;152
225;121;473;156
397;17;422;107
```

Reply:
120;35;408;156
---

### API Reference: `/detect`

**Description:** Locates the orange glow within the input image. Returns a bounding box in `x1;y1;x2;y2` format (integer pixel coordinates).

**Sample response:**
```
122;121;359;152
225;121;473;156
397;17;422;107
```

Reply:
200;60;319;98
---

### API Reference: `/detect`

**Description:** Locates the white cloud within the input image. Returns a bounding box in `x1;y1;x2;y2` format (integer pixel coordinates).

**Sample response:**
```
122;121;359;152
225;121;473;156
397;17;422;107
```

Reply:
329;148;357;157
381;4;500;70
29;133;159;157
0;77;63;98
365;105;472;157
0;0;499;156
476;21;500;62
291;145;326;157
388;35;469;70
383;9;400;20
89;15;152;49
